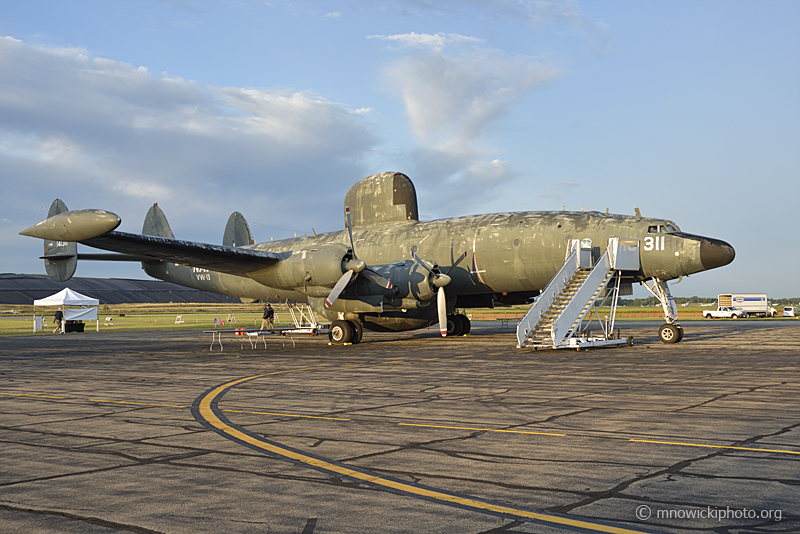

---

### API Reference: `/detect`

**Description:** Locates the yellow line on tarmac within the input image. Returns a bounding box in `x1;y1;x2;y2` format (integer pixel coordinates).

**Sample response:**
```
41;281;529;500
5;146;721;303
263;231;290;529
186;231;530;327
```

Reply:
0;392;66;399
630;439;800;456
222;409;350;421
197;373;649;534
455;354;473;358
398;423;566;437
89;399;186;408
421;357;440;360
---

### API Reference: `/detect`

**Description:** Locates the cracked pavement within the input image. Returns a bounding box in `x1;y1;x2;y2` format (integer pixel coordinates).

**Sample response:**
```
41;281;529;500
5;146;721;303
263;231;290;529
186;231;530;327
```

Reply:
0;320;798;533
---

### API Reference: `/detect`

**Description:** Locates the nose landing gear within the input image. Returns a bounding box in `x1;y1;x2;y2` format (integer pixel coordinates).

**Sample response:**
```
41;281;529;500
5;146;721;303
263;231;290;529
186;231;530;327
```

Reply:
643;278;684;344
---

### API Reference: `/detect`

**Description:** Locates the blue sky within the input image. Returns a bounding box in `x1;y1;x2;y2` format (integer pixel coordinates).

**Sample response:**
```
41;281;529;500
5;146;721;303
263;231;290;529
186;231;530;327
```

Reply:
1;0;798;298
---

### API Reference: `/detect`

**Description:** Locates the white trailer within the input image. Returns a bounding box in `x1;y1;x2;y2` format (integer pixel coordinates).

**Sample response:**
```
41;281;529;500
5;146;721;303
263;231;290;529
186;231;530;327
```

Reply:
718;294;776;317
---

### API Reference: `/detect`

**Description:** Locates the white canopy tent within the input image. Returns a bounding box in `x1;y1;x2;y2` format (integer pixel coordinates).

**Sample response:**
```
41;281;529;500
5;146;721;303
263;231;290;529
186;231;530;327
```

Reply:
33;288;100;332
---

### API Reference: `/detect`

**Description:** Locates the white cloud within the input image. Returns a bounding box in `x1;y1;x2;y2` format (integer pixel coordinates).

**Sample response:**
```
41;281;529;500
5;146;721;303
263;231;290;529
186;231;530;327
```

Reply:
372;1;609;50
368;32;483;51
380;47;560;211
0;35;379;275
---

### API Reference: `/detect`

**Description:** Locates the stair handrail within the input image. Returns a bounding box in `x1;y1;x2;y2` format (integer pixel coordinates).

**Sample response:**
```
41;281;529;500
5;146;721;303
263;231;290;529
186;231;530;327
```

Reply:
551;248;613;343
516;244;580;347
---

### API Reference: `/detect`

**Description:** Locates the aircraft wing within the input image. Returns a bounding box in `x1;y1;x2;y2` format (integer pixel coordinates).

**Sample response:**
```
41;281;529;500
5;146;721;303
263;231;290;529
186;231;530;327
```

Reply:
82;231;282;277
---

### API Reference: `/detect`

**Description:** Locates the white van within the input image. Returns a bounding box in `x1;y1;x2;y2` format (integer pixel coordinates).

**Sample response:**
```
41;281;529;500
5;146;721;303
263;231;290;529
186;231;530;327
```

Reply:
784;306;799;317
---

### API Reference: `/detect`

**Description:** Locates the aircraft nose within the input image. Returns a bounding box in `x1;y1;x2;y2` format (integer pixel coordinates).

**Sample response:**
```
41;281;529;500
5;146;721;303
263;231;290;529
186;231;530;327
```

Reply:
700;237;735;270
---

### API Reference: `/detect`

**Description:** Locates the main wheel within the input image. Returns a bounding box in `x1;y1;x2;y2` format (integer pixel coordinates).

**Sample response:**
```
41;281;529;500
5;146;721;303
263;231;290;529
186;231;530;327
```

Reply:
329;320;352;344
675;324;684;342
446;315;464;336
348;321;363;344
658;323;680;344
457;314;471;335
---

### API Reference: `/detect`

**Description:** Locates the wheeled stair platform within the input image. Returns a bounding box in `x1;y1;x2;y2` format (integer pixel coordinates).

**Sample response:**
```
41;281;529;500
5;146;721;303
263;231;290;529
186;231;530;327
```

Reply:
516;237;640;350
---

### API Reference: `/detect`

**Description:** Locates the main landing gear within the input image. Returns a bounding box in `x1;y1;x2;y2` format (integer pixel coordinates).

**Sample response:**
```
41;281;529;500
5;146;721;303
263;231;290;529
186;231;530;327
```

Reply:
328;319;363;344
643;278;684;344
446;314;471;337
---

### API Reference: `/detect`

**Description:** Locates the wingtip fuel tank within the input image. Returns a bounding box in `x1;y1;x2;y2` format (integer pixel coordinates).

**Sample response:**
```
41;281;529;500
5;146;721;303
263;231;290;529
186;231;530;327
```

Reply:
19;209;121;242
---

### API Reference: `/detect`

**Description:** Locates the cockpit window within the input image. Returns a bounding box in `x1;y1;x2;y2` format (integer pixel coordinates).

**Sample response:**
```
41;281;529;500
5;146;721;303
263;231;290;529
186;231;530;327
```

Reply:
648;224;678;233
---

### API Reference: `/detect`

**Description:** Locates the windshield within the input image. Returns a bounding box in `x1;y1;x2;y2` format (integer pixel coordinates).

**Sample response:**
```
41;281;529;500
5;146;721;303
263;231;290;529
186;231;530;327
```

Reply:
647;221;680;233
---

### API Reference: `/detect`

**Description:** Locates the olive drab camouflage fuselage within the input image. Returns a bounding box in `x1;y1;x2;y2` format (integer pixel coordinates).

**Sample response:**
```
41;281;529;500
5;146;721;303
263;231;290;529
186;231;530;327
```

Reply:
22;172;735;334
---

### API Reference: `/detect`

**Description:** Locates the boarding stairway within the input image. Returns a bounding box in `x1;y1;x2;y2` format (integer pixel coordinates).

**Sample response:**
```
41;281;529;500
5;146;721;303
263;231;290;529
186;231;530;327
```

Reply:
516;238;640;350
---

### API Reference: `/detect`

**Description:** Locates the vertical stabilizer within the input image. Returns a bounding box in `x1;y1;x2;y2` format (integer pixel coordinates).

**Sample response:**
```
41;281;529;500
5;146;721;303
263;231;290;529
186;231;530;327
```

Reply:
344;172;419;228
223;211;254;247
43;199;78;282
142;203;175;238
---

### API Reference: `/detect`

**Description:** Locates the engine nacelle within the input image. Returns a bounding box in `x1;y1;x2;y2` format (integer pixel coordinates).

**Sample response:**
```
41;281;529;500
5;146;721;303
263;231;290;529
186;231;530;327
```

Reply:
373;260;437;302
250;244;350;290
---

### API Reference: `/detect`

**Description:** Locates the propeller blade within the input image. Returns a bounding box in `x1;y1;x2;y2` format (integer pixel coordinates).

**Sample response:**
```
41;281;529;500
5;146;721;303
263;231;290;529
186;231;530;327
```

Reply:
325;270;354;308
445;251;468;275
345;206;357;260
410;245;437;276
362;267;393;289
437;286;447;337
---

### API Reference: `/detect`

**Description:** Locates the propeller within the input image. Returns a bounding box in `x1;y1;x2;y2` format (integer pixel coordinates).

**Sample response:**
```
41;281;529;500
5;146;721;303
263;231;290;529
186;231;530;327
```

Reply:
324;206;393;308
410;246;468;336
325;270;354;308
345;206;393;290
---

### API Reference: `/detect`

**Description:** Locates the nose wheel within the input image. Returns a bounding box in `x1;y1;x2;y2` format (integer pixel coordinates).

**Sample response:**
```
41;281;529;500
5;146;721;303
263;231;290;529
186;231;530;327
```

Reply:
643;278;685;344
658;323;683;343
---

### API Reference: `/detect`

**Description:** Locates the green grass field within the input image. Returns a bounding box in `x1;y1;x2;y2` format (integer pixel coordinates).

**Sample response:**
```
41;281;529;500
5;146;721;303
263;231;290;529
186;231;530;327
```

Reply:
1;302;794;337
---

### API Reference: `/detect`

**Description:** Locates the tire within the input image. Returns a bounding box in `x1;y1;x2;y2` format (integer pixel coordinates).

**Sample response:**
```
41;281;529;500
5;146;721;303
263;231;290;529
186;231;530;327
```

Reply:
446;315;464;336
348;321;363;344
627;336;634;347
658;323;680;344
329;320;352;343
458;315;471;335
676;325;684;342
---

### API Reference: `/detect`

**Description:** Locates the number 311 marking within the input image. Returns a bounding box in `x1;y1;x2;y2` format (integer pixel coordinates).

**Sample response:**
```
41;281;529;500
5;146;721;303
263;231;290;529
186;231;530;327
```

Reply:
644;236;666;251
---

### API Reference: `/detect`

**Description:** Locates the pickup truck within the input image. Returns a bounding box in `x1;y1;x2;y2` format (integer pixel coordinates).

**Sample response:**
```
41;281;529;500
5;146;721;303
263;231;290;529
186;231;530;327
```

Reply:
703;306;748;319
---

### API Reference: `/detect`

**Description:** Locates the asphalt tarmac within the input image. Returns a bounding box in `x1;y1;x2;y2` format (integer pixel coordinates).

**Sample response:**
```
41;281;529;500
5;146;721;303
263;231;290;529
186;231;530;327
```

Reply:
0;320;798;534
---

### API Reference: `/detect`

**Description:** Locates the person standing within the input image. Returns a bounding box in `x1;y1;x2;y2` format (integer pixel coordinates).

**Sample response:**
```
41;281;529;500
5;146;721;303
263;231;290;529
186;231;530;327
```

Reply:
260;304;275;330
53;308;64;334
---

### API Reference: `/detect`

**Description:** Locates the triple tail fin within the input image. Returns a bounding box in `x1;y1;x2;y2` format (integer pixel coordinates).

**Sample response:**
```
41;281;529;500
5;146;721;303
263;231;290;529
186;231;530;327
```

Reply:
43;199;78;282
223;212;258;303
222;212;254;248
142;203;175;238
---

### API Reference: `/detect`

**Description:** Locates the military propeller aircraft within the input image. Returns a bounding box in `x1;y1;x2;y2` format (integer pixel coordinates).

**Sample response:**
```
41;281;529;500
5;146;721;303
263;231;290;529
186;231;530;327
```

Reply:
20;171;734;345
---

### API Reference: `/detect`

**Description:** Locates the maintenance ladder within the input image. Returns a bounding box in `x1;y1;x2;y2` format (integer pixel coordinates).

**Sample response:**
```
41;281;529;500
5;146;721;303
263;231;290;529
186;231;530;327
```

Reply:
516;238;640;350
